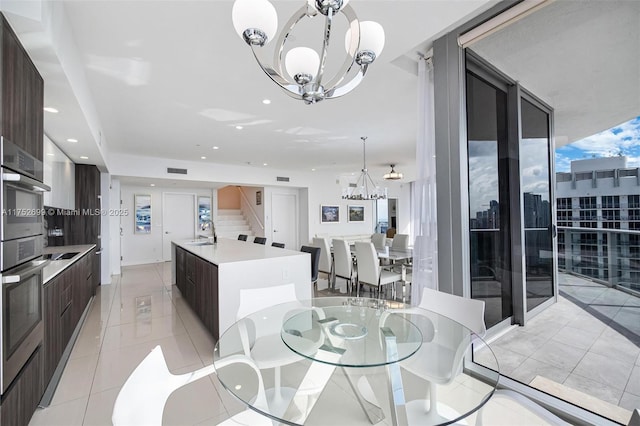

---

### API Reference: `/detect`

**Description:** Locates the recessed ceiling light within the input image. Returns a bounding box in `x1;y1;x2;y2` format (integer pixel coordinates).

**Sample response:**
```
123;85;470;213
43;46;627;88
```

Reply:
150;184;155;187
46;153;55;157
263;163;268;166
43;107;59;113
79;156;89;160
262;99;271;105
201;156;206;160
67;138;78;143
212;146;219;150
311;168;316;171
235;125;243;130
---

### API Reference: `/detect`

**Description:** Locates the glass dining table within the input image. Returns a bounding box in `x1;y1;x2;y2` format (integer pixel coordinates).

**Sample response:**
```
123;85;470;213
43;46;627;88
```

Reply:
213;297;499;426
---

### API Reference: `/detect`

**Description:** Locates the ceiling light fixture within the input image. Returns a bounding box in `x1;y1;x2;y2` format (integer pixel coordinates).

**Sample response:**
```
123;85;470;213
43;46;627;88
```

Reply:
201;156;207;159
212;146;219;150
262;99;271;104
66;138;78;143
383;164;403;180
150;184;155;187
235;125;243;130
79;156;88;160
342;136;386;200
232;0;385;105
43;107;59;113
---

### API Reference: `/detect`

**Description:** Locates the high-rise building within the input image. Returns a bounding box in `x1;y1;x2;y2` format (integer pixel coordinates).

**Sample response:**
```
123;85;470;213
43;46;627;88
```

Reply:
556;156;640;287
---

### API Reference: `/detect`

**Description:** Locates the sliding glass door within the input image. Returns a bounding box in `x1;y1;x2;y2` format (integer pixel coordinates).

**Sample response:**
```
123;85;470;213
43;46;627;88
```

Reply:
520;97;555;311
466;53;556;328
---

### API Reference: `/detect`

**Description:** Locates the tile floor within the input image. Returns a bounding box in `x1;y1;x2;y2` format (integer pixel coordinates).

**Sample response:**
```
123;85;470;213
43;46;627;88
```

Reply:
476;273;640;424
31;263;571;425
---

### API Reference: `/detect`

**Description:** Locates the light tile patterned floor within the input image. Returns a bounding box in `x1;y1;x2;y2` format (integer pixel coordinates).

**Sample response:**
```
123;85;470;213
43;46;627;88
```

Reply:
31;262;574;425
477;273;640;424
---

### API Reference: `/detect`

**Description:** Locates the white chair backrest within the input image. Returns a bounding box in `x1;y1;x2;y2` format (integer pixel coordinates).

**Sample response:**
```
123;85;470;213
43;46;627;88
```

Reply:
392;234;410;250
417;287;486;336
237;283;297;320
371;233;386;250
312;237;332;273
112;346;216;426
113;346;270;426
333;239;352;278
355;242;380;286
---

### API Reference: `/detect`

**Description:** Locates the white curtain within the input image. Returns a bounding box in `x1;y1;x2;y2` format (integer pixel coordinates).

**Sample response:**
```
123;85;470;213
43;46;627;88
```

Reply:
411;57;438;304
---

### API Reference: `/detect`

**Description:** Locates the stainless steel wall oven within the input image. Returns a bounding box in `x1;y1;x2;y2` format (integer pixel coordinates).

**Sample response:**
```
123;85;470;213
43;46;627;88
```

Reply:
1;137;49;394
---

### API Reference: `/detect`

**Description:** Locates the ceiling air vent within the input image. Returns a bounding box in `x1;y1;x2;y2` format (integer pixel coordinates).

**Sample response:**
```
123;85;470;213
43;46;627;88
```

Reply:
276;176;290;182
349;183;357;188
167;167;187;175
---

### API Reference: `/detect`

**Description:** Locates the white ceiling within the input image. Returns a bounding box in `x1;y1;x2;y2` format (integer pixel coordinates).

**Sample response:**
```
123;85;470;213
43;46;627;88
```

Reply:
7;0;638;183
17;0;494;179
470;0;640;147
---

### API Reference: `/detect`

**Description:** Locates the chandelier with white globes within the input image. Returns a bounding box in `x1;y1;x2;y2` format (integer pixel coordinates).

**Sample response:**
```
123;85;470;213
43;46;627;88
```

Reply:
232;0;385;105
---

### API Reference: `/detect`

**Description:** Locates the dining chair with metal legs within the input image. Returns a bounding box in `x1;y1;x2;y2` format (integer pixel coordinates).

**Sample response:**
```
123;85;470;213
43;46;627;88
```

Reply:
312;237;333;290
354;241;401;298
332;239;354;294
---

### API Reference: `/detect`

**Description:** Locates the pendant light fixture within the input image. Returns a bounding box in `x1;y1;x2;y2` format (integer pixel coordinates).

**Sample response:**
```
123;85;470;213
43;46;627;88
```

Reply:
383;164;403;180
342;137;387;200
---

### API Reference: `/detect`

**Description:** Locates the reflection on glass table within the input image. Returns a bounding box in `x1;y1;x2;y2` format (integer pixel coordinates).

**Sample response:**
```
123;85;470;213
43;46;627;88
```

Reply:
213;297;499;426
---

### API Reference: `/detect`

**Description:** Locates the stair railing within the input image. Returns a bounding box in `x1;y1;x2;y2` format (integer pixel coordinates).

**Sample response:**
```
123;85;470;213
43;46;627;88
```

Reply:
237;186;265;231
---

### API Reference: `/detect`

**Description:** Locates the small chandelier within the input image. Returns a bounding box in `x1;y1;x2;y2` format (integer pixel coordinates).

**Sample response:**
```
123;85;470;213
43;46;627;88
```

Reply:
232;0;385;105
383;164;403;180
342;137;387;200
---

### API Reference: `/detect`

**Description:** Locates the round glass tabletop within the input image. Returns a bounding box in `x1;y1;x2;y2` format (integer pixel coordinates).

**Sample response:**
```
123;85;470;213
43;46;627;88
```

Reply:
281;298;423;368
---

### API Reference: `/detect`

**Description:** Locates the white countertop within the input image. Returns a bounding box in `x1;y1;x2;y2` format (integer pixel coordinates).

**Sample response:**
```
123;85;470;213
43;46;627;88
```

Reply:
43;244;96;284
173;238;305;265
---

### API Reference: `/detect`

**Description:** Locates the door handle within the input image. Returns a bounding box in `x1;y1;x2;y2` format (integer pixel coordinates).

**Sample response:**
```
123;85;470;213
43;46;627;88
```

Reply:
274;229;278;232
2;259;49;284
165;231;170;234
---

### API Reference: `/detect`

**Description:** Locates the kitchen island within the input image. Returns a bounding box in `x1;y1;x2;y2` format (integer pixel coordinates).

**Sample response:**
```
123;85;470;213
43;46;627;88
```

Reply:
171;238;311;339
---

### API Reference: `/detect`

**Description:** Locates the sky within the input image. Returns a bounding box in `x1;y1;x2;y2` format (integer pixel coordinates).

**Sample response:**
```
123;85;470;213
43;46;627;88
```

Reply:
555;116;640;172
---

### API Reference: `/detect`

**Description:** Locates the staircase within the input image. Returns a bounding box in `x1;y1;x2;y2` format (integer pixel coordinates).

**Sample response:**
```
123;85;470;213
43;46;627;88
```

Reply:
216;209;254;239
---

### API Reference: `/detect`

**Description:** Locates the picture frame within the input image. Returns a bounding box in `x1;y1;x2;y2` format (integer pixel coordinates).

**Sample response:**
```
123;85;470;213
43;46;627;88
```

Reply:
348;205;365;222
320;205;340;223
198;196;212;231
134;194;152;234
256;190;262;206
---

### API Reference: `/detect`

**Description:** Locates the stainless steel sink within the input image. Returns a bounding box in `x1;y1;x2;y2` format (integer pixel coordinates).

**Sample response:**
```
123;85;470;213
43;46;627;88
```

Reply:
44;252;80;260
186;241;214;246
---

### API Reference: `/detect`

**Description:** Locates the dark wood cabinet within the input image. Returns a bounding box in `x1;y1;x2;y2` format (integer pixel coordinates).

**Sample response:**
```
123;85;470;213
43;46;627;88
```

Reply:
1;14;43;160
42;251;94;390
174;247;219;339
67;165;101;291
0;347;43;426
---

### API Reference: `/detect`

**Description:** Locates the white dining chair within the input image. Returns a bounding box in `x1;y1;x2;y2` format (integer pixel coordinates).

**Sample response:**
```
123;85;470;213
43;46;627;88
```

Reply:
371;233;386;250
332;239;353;294
235;283;303;417
112;345;271;426
354;241;401;298
391;234;410;250
387;287;486;424
312;237;333;289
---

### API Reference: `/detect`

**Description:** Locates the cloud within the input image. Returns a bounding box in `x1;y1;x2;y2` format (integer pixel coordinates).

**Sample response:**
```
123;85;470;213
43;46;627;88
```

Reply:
555;116;640;169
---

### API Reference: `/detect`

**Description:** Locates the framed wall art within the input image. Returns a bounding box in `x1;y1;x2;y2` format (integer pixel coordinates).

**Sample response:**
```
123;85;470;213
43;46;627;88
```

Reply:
347;205;365;222
320;205;340;224
134;194;152;234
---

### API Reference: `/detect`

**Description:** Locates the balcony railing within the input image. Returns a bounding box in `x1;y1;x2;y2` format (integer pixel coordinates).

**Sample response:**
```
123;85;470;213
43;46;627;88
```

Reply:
557;226;640;293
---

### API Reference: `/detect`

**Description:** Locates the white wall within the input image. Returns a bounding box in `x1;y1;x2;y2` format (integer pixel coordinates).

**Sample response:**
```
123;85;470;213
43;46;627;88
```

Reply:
120;184;213;266
108;153;414;266
109;178;121;276
100;173;111;283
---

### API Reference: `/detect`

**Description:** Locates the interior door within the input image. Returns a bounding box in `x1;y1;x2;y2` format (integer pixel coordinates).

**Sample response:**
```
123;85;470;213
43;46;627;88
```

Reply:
271;193;297;250
162;193;195;261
